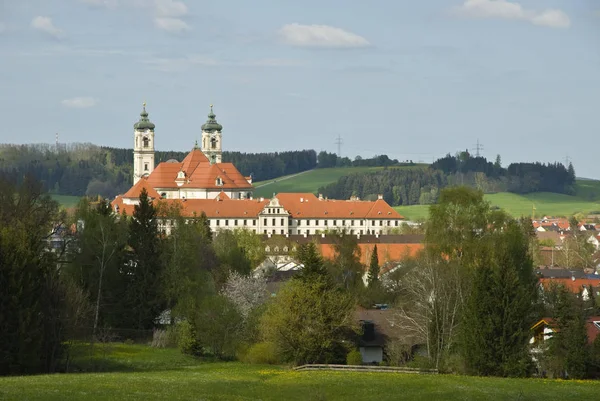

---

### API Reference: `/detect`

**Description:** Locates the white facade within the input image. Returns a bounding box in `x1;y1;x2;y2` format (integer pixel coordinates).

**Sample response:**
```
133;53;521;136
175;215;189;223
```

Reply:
201;106;223;164
155;188;249;200
133;103;155;185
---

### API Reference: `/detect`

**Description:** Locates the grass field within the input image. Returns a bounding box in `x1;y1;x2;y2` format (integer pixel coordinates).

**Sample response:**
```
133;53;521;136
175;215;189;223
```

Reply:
51;195;81;208
395;189;600;221
252;167;385;198
252;165;427;198
1;344;599;401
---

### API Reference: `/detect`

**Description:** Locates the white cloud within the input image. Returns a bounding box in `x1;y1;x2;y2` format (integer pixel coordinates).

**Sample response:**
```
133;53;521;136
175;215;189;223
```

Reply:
531;9;571;29
154;0;187;17
31;16;64;38
78;0;191;32
154;17;189;33
454;0;571;28
279;23;370;48
61;97;98;108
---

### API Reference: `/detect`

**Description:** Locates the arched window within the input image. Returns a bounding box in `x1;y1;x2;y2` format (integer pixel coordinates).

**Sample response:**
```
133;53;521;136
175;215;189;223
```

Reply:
210;137;217;149
143;137;149;148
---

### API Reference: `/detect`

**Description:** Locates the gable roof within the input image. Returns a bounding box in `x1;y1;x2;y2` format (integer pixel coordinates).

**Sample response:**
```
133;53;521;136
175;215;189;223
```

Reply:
123;177;161;199
276;193;404;220
532;317;600;344
539;277;600;293
112;196;269;218
144;149;252;190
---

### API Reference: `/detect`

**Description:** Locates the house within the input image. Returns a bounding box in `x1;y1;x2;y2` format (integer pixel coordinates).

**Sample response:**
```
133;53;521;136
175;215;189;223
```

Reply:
530;317;600;346
539;277;600;301
355;307;394;364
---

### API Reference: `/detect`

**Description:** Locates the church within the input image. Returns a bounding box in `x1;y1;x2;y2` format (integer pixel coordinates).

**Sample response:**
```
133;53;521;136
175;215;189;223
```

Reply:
112;104;406;236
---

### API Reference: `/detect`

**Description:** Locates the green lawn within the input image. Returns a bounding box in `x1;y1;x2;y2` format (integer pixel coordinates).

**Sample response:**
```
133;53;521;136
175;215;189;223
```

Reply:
394;180;600;221
1;344;599;401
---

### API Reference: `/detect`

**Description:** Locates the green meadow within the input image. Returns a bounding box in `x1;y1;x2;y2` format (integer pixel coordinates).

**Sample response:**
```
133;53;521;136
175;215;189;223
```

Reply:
0;344;598;401
396;187;600;221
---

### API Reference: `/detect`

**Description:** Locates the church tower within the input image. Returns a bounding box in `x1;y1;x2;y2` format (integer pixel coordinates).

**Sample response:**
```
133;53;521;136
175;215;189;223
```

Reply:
133;102;156;185
201;105;223;164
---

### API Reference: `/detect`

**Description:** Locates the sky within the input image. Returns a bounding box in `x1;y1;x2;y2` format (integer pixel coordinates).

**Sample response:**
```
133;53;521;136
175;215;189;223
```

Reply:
0;0;599;177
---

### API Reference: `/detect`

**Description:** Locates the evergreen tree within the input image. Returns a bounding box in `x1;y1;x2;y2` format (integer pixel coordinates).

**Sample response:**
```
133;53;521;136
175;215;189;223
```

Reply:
0;175;67;374
567;162;576;184
296;242;328;282
125;188;165;330
367;245;380;287
460;220;538;377
546;285;589;379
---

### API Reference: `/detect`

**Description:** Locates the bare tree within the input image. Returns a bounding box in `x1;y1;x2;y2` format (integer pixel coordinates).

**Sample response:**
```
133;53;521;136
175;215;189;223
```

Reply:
392;254;465;369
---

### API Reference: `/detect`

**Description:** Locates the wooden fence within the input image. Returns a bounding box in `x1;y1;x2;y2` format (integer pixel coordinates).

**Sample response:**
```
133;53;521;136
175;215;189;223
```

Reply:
293;364;439;374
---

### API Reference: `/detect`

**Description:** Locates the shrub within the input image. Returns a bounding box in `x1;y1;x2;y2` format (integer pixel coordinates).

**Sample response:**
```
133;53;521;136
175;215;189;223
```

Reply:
176;321;201;355
346;349;363;365
385;341;412;366
242;342;280;365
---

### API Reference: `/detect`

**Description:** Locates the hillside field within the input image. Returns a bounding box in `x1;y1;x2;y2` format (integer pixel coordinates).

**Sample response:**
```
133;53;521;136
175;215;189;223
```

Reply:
252;165;427;198
0;344;598;401
396;190;600;221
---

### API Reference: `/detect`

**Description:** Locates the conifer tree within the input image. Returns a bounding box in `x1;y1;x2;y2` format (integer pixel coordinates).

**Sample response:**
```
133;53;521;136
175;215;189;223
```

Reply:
546;285;589;378
367;245;380;287
460;220;538;377
126;188;165;330
296;242;328;282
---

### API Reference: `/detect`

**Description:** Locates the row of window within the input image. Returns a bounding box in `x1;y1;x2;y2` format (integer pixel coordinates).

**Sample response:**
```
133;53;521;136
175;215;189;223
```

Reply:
293;219;400;227
214;219;257;227
261;229;384;235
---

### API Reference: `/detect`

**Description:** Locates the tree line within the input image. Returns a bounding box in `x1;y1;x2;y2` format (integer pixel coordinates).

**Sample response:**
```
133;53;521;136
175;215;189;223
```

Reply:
4;175;599;379
0;144;317;199
319;151;576;206
316;151;411;169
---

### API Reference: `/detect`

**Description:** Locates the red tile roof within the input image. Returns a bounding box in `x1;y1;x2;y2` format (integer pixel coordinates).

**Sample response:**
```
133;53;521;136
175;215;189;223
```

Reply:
123;177;161;199
320;243;423;266
112;196;270;218
144;149;252;190
539;277;600;293
276;193;404;220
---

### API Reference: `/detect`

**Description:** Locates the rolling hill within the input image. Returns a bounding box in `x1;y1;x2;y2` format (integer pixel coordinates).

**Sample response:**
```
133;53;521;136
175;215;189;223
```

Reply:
395;189;600;221
252;165;427;198
50;165;600;221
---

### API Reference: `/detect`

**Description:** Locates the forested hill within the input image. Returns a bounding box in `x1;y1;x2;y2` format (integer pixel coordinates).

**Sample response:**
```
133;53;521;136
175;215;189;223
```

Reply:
0;144;317;198
320;152;576;207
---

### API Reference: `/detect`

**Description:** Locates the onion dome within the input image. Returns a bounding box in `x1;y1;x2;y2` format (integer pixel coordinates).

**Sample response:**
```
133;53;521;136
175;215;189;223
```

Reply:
134;102;155;130
201;105;223;132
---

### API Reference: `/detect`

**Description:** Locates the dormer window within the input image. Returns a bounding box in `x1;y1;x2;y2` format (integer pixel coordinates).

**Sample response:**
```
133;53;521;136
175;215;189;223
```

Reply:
177;171;185;179
216;177;223;186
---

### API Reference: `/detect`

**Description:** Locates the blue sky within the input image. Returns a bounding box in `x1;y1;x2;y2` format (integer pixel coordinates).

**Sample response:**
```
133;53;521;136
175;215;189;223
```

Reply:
0;0;599;176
